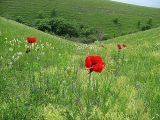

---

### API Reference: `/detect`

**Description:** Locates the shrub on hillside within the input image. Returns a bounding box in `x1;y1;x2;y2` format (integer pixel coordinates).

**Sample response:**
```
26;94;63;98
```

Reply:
87;35;97;43
35;17;96;40
113;18;119;24
15;16;25;24
140;24;151;31
138;19;153;31
80;26;97;37
35;19;51;32
49;17;79;37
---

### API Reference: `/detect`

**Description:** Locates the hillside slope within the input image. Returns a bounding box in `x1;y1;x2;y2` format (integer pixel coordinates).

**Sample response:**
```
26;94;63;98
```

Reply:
0;17;160;119
0;0;160;38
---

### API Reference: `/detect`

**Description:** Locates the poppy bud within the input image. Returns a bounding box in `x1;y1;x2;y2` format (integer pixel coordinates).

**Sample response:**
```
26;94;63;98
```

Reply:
117;44;122;50
122;44;127;48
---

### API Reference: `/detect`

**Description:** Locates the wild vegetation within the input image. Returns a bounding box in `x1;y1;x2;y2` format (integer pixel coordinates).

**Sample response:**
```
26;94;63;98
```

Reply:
0;0;160;119
0;0;160;43
0;17;160;119
35;17;97;43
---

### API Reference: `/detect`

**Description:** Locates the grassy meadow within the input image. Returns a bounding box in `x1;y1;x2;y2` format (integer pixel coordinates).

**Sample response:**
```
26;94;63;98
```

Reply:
0;16;160;119
0;0;160;38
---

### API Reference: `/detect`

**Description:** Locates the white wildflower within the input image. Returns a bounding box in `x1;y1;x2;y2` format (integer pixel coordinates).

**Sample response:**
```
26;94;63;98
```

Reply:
13;56;19;62
12;55;15;59
25;45;28;49
125;59;128;62
36;44;39;48
13;38;16;42
9;48;13;52
37;57;40;61
36;46;40;51
17;52;23;56
31;44;34;48
41;44;44;49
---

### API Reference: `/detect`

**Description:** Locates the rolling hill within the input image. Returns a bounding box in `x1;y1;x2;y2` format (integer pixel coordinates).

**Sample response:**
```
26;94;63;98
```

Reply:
0;16;160;119
0;0;160;38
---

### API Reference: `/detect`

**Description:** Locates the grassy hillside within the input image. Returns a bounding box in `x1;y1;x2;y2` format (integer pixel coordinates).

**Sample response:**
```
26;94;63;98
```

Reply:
0;0;160;38
0;17;160;119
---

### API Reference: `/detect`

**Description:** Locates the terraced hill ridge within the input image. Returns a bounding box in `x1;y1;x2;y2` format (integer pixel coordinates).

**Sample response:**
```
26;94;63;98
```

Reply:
0;17;160;119
0;0;160;38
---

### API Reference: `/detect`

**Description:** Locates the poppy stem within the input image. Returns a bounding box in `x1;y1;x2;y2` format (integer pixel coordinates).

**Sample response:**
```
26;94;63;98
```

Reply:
89;70;92;87
86;70;92;118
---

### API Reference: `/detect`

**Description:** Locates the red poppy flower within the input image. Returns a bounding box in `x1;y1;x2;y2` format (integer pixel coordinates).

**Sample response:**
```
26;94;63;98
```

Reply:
117;44;122;50
85;56;106;73
122;44;127;48
27;37;37;43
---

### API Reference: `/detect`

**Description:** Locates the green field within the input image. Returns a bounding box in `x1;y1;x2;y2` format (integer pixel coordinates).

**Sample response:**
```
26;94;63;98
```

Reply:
0;17;160;119
0;0;160;38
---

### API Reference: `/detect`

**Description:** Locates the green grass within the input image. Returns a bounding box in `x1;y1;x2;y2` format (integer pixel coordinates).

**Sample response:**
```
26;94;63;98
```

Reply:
0;0;160;38
0;17;160;119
